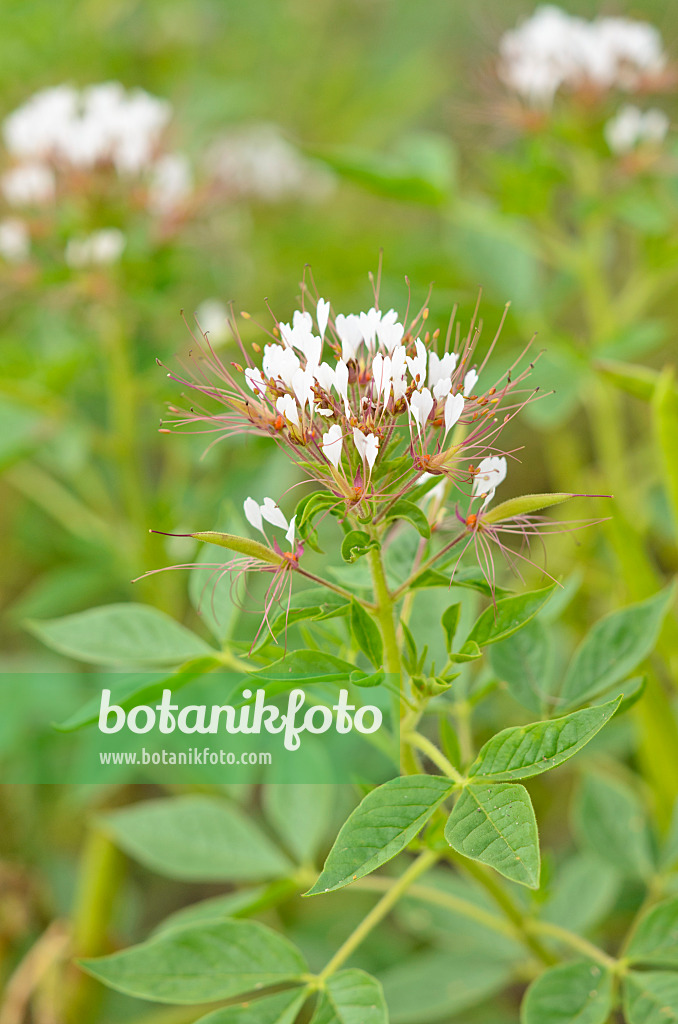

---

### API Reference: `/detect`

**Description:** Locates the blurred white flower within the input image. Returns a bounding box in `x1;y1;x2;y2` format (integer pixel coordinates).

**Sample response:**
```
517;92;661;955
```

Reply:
0;218;29;262
206;123;334;202
147;152;192;215
65;228;126;268
499;6;667;107
3;83;172;172
473;456;508;510
195;298;229;344
1;162;55;206
605;105;669;153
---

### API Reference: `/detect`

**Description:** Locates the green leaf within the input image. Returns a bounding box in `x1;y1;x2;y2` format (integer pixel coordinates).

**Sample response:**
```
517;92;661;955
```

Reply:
441;603;462;655
379;947;514;1023
192;531;282;565
263;784;333;865
312;138;453;206
341;530;379;563
196;989;309;1024
311;969;388;1024
350;602;384;669
627;896;678;967
306;775;455;895
573;774;655;881
444;783;540;888
560;585;675;708
27;604;214;666
468;698;620;782
541;854;619;935
482;492;577;525
624;971;678;1024
100;795;292;881
595;358;660;402
79;919;308;1004
153;888;272;936
466;584;556;648
55;658;222;731
489;619;552;715
252;650;359;684
384;499;431;539
448;640;481;663
521;961;613;1024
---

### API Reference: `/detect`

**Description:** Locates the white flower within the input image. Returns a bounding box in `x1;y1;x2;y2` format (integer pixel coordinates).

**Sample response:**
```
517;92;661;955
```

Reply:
333;359;350;413
443;392;465;441
499;6;667;107
260;496;289;531
463;369;479;396
322;424;343;469
262;343;300;389
244;496;295;547
1;162;55;206
605;105;669;154
376;309;404;353
428;350;458;389
353;427;379;470
65;228;126;268
335;313;363;362
206;123;334;203
276;394;300;428
147;152;192;214
243;496;264;533
372;352;392;402
433;377;452;401
196;299;229;344
279;309;322;367
409;387;434;436
406;338;427;388
313;361;335;393
391;345;408;401
292;367;315;412
358;308;381;352
316;297;330;339
245;367;267;394
0;218;29;262
473;456;508;509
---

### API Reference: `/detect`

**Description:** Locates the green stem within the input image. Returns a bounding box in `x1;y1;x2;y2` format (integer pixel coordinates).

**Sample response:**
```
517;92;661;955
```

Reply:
296;566;372;608
391;530;467;601
531;920;617;970
367;545;401;680
65;828;122;1024
318;850;438;980
404;731;464;784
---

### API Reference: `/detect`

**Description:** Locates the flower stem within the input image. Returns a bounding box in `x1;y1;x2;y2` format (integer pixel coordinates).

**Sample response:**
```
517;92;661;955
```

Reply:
318;849;438;981
530;919;617;970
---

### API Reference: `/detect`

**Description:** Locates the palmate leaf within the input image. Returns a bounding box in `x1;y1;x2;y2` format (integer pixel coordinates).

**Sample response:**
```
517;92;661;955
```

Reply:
79;920;308;1004
468;698;620;782
444;783;540;888
311;969;388;1024
100;795;292;882
196;988;309;1024
306;775;455;895
521;961;614;1024
624;971;678;1024
627;896;678;968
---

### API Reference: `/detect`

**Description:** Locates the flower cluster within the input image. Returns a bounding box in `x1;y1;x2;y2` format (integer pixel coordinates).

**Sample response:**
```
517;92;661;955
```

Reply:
0;83;192;266
604;104;669;155
498;6;669;107
205;123;334;204
164;284;538;517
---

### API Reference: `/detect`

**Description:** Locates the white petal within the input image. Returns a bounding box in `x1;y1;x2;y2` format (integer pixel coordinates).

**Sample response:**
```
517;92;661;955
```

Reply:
260;497;288;531
244;496;264;533
276;394;300;427
322;424;343;469
463;368;479;396
316;297;330;339
443;391;465;440
285;514;296;546
245;367;267;395
364;433;379;470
